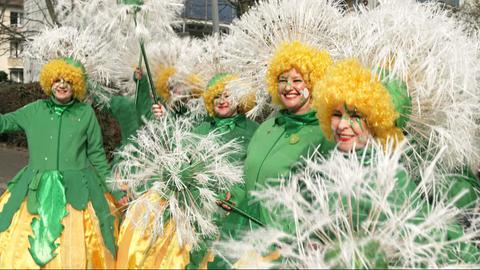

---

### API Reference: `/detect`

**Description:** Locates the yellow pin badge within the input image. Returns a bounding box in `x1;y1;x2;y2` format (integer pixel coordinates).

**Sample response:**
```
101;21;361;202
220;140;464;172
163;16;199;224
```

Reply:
289;133;300;144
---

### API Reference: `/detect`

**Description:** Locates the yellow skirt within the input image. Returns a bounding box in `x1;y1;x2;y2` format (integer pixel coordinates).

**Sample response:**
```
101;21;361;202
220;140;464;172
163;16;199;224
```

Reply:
116;191;191;269
0;191;119;269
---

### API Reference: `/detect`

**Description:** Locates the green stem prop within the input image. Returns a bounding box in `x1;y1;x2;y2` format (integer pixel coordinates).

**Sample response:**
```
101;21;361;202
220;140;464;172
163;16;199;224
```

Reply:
122;0;164;107
218;199;265;227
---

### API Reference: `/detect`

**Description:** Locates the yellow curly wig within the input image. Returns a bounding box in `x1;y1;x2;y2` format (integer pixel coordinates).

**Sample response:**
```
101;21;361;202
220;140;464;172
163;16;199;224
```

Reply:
155;66;204;101
39;59;87;101
313;59;404;146
154;66;177;102
203;74;238;116
266;41;333;107
185;73;204;98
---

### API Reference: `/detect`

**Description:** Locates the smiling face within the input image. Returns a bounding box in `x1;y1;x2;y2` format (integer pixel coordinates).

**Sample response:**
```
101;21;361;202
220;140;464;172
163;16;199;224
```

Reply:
168;81;191;103
277;68;311;115
52;78;73;104
331;104;371;152
214;90;238;118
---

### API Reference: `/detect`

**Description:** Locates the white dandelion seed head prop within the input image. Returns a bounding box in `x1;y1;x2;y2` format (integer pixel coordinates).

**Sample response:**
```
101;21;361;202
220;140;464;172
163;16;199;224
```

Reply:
151;36;207;95
214;141;480;268
100;36;205;103
219;0;344;119
51;0;184;93
451;0;480;37
191;34;257;118
334;0;480;173
62;0;184;43
24;25;120;103
111;116;243;247
139;36;209;118
197;34;236;79
213;228;294;269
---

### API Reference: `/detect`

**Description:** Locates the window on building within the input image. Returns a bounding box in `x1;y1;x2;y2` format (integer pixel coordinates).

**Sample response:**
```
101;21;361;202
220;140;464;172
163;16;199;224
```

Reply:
10;41;23;58
183;0;236;24
10;11;23;27
9;68;23;83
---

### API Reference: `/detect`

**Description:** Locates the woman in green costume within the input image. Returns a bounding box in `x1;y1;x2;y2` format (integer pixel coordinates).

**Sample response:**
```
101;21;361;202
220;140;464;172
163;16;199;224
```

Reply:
91;67;153;205
0;58;119;269
185;72;259;269
215;58;479;269
116;72;258;269
208;41;336;269
311;58;479;267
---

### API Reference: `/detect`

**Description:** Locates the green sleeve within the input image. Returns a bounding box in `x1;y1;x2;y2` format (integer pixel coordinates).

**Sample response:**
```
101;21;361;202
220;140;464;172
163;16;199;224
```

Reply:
389;170;419;208
192;121;212;136
0;101;35;133
109;96;140;146
134;75;154;122
229;183;246;205
90;81;142;147
445;223;480;264
445;168;479;209
85;107;111;182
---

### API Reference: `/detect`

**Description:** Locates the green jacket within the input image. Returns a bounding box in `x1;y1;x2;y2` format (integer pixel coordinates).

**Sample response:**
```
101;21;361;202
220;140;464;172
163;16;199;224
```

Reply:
193;114;259;203
186;114;258;270
0;97;117;260
193;114;258;151
208;110;334;269
95;75;152;148
239;109;333;227
215;111;333;234
444;167;479;210
303;149;479;267
323;168;418;268
326;167;479;267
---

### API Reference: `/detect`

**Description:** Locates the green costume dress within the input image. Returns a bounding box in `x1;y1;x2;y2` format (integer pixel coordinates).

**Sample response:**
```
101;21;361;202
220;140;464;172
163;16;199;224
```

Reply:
0;97;117;268
208;109;335;269
321;151;479;268
184;114;259;269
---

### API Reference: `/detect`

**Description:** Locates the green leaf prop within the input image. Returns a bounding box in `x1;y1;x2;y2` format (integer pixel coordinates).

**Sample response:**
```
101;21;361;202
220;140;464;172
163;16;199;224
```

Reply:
28;170;68;266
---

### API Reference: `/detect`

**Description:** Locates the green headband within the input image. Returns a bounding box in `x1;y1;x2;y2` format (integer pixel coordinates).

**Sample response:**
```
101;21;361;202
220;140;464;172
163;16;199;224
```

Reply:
63;56;88;83
207;72;231;89
63;57;84;71
378;69;412;129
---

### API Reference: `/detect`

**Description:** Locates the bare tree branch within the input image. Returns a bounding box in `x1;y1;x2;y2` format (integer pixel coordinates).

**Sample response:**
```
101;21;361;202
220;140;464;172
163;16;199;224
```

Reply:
32;0;56;28
44;0;60;26
225;0;257;17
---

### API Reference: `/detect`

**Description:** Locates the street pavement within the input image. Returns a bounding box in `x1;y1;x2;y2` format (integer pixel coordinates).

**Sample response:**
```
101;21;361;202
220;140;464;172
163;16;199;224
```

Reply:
0;143;28;195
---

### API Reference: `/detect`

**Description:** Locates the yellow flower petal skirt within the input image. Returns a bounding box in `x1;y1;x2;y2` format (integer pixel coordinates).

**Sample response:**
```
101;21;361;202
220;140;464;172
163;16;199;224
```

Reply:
116;191;191;269
0;191;118;269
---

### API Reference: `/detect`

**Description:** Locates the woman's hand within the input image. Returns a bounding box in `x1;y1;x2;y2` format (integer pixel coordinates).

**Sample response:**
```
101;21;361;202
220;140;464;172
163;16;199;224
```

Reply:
152;102;166;119
135;67;143;80
117;195;129;207
216;191;234;212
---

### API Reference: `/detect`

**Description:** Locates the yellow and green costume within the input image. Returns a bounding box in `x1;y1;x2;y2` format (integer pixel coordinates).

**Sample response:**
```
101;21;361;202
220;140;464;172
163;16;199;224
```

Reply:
313;58;479;266
116;72;258;269
0;58;118;268
209;42;335;269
